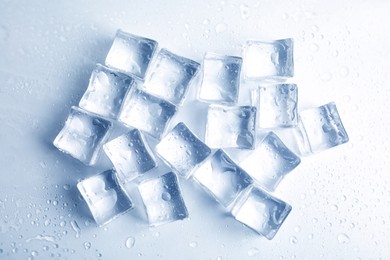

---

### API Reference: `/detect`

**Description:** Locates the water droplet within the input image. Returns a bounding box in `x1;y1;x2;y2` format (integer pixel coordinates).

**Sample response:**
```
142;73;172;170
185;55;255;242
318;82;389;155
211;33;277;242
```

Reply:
60;221;66;227
40;162;47;168
189;241;198;248
31;251;38;257
71;220;81;238
161;192;171;201
290;236;298;244
52;200;58;206
330;204;338;211
203;19;210;25
215;23;227;34
44;219;51;226
240;4;250;20
83;242;91;250
294;226;301;232
337;233;350;244
247;247;260;257
125;237;135;249
308;233;314;239
63;184;71;190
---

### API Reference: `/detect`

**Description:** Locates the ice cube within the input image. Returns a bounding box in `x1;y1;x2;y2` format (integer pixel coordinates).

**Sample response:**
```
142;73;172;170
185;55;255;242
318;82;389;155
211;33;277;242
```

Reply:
77;169;134;226
293;102;349;155
142;48;200;106
105;30;158;79
205;105;256;149
198;52;242;105
155;122;211;179
138;172;188;226
252;84;298;128
240;132;301;192
103;129;157;183
231;186;292;240
192;149;253;207
53;106;113;165
79;64;135;119
118;89;177;139
242;39;294;80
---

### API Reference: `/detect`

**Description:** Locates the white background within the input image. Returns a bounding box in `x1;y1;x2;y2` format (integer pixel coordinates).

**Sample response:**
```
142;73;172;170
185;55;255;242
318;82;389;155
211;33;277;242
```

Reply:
1;0;389;259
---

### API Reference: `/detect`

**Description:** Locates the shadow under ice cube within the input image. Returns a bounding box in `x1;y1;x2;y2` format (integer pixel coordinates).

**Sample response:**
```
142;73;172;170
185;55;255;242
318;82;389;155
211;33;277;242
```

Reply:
252;83;298;128
138;172;188;227
105;30;158;79
53;106;113;166
199;52;242;105
143;48;200;106
205;105;256;149
118;89;177;139
103;129;157;183
294;102;349;155
231;186;292;240
242;38;294;80
155;122;211;179
77;169;134;226
240;132;301;192
79;64;135;119
192;149;253;208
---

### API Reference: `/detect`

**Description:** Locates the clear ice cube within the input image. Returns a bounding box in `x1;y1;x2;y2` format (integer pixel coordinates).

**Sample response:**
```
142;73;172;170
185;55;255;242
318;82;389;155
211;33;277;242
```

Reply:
242;39;294;80
155;122;211;179
252;84;298;128
77;169;134;226
293;102;349;155
138;172;188;226
143;48;200;106
240;132;301;192
231;186;292;240
79;64;135;119
103;129;157;183
205;105;256;149
118;89;177;139
198;52;242;105
105;30;158;79
192;149;253;207
53;106;113;166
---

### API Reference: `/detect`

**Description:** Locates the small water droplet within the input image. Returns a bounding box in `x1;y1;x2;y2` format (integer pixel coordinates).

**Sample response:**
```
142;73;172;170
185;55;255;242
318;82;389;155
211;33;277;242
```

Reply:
161;192;171;201
247;247;260;257
203;19;210;25
240;4;250;20
189;241;198;248
337;233;350;244
83;242;91;250
330;204;338;211
215;23;227;34
63;184;71;190
294;226;301;233
309;43;319;52
290;236;298;244
31;251;38;257
339;67;349;77
125;237;135;249
308;233;314;239
52;200;58;206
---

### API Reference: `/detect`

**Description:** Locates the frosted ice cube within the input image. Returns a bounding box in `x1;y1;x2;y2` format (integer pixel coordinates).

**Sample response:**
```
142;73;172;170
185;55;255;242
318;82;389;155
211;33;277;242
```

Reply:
240;132;301;192
231;186;292;240
252;84;298;128
294;102;349;155
79;64;135;119
138;172;188;226
118;89;177;139
155;122;211;179
53;106;112;166
77;169;133;226
192;149;253;207
105;30;158;79
103;129;157;183
143;48;200;106
242;39;294;80
198;52;242;105
205;105;256;149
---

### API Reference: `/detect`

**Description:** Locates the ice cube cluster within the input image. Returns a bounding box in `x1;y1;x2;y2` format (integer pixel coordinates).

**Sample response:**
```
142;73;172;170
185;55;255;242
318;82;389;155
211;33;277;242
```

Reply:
53;30;349;239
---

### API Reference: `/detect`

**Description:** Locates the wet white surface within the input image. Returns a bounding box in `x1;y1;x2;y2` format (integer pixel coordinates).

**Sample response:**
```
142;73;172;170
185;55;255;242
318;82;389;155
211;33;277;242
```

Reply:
1;0;390;259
